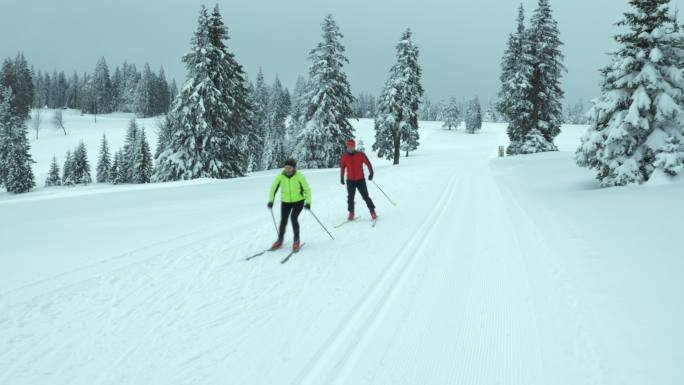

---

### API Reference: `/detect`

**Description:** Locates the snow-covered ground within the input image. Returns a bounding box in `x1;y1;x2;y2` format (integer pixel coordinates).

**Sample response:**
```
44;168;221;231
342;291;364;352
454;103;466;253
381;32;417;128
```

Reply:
1;117;682;385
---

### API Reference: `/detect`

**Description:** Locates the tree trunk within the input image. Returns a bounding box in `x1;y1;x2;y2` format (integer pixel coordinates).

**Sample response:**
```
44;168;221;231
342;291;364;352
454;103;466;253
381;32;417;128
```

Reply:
393;134;400;165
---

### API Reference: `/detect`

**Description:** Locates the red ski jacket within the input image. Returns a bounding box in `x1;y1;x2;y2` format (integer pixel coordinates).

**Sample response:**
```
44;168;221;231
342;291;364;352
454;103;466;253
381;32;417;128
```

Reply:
340;151;373;181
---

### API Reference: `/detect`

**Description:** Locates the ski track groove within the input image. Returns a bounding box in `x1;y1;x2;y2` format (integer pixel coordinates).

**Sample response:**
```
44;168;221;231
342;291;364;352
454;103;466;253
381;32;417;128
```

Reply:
288;171;463;385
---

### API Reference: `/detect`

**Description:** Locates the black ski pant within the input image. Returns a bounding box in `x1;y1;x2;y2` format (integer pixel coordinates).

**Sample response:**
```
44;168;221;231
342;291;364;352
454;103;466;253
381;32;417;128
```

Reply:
279;200;305;242
347;178;375;213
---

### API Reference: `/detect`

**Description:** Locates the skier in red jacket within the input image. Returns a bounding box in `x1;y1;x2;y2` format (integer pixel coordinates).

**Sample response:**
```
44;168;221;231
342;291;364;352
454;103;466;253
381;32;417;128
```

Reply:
340;139;377;221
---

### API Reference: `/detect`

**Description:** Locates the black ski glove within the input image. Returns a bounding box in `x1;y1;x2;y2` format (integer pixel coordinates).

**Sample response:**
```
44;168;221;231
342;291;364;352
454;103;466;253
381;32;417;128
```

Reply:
267;202;274;209
305;203;311;210
369;172;374;181
340;178;345;185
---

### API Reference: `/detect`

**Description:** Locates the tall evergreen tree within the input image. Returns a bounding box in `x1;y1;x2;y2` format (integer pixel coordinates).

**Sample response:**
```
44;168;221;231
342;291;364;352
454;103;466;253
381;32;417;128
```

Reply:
293;14;355;168
498;5;537;154
443;97;461;130
92;57;114;114
528;0;565;146
251;68;269;171
373;29;424;164
62;149;74;185
264;75;289;169
156;66;171;114
465;97;483;134
577;0;684;186
45;155;61;187
0;88;35;193
135;63;156;118
122;119;140;183
134;128;153;183
72;141;92;185
155;5;250;181
96;133;111;183
0;53;34;120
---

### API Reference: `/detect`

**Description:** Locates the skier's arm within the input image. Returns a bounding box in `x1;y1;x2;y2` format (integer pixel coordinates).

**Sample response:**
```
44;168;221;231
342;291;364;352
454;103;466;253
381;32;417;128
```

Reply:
363;153;374;179
300;175;312;206
268;176;281;204
340;156;347;183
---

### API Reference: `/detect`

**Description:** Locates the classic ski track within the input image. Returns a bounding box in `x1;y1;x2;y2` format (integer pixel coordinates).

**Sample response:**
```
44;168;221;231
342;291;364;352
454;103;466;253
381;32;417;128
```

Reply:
289;171;463;385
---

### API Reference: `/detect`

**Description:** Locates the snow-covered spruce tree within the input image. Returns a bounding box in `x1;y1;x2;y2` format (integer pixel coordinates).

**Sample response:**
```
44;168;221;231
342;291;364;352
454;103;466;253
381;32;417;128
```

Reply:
156;66;171;114
528;0;565;148
135;63;156;118
576;0;684;186
96;133;111;183
155;115;172;159
91;57;114;114
373;28;424;164
45;155;61;187
497;5;537;154
121;119;139;183
72;141;92;185
293;14;355;168
0;53;34;120
465;97;483;134
111;149;126;184
133;128;153;183
0;88;35;193
62;149;74;185
443;97;461;130
154;5;249;181
251;68;269;171
264;76;290;169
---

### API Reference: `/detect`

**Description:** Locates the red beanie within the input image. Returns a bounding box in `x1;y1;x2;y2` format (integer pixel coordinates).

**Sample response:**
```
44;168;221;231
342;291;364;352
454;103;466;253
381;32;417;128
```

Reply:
345;139;356;148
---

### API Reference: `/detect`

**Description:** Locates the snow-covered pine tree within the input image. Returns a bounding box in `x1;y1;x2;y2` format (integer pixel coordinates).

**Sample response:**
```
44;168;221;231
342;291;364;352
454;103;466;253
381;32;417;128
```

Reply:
72;141;92;185
133;128;153;183
135;63;156;118
45;155;61;187
0;53;34;120
251;68;269;171
373;29;424;164
111;149;127;184
0;87;35;193
465;97;483;134
497;5;536;155
443;97;461;130
528;0;565;147
156;66;171;114
122;119;139;183
62;149;74;186
92;57;114;114
155;116;172;159
577;0;684;186
169;79;179;102
96;133;111;183
293;14;355;168
264;76;290;169
154;5;249;181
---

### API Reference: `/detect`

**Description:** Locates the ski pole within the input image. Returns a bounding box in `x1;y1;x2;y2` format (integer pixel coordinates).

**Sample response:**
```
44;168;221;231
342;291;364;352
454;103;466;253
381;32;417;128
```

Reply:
308;210;335;240
371;180;397;206
270;208;279;237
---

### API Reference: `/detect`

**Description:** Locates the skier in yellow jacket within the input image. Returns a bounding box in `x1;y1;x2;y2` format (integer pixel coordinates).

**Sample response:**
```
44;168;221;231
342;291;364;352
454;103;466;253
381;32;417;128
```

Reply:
268;158;311;252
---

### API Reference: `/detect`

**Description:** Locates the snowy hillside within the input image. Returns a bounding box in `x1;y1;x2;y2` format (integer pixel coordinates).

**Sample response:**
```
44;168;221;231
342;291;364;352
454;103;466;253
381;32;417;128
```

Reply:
1;119;682;385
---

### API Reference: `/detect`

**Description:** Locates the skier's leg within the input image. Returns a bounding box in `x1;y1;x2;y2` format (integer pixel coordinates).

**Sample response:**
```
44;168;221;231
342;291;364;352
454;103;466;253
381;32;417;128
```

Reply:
279;202;293;240
290;201;305;241
358;179;376;212
347;181;356;213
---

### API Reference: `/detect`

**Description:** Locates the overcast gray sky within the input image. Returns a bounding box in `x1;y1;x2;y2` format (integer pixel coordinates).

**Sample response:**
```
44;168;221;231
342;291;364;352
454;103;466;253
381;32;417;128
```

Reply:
2;0;684;105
